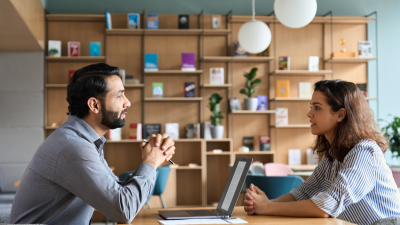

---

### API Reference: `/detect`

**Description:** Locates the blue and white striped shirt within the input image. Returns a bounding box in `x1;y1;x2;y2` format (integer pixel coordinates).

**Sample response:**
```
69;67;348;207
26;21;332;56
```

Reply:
290;140;400;225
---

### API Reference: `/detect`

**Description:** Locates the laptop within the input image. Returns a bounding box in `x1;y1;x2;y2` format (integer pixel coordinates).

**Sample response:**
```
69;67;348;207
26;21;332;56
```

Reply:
159;157;252;219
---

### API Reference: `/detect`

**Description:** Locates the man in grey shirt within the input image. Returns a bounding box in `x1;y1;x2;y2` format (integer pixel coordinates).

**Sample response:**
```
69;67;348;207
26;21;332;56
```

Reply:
10;63;175;224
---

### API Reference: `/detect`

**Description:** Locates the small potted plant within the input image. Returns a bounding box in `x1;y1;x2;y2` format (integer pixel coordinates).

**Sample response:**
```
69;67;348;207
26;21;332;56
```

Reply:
240;67;261;110
209;93;224;139
381;116;400;159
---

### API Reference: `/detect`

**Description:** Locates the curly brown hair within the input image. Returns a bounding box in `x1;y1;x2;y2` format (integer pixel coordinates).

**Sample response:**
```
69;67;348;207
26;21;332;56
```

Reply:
312;79;388;162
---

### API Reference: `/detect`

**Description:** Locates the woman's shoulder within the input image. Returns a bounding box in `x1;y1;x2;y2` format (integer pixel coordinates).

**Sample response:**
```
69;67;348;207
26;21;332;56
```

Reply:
345;140;382;160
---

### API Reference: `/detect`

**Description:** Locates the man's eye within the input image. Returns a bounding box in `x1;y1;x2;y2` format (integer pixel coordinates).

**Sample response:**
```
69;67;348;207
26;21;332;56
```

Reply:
117;95;122;98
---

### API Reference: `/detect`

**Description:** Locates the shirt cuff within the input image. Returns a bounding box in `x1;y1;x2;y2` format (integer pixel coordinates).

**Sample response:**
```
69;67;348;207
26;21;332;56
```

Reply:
289;188;310;201
311;192;344;218
135;162;157;185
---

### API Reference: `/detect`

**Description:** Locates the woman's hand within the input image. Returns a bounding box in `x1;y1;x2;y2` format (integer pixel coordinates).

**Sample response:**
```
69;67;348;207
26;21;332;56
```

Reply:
243;183;270;215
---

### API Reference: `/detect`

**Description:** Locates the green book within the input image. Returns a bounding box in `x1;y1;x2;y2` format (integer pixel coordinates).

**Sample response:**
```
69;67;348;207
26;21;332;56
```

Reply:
152;82;163;98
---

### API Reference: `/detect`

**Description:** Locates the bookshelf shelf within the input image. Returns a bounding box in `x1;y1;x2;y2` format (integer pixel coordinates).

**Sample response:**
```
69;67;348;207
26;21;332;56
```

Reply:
325;57;377;63
272;124;311;128
203;29;231;36
145;70;203;75
45;84;144;88
231;110;275;114
272;70;333;75
202;84;232;88
106;29;143;35
202;56;275;62
271;98;311;101
145;97;203;102
230;15;375;24
206;152;231;155
234;151;275;155
205;139;232;142
106;29;231;36
46;14;105;21
45;56;106;62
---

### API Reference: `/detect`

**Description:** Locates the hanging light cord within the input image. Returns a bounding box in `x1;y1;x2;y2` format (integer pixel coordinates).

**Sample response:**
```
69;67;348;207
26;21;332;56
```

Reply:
252;0;256;21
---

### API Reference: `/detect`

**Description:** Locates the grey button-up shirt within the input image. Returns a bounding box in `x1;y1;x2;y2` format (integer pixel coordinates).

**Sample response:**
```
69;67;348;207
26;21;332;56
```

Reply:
10;115;156;225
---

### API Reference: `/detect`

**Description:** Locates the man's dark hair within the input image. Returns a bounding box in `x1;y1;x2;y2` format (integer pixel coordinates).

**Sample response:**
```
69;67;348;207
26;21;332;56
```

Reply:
67;63;120;118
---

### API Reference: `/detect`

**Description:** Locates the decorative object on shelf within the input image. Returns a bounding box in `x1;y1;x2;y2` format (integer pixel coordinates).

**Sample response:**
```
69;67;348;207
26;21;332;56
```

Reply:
209;93;224;139
212;15;221;29
229;97;241;111
48;40;61;57
276;80;290;98
256;95;268;110
275;108;288;126
68;70;75;81
238;0;271;54
128;13;140;29
181;53;196;71
356;83;367;97
181;163;199;167
184;82;195;97
332;39;356;57
208;149;223;153
186;123;200;139
152;82;163;98
240;67;261;110
239;146;250;152
299;82;311;98
274;0;317;29
278;56;290;70
209;67;224;85
288;149;301;165
381;116;400;159
68;41;80;57
308;56;319;71
125;75;139;84
165;123;179;140
106;12;112;29
89;42;101;56
307;148;319;164
178;15;189;29
204;121;212;139
259;135;270;151
108;128;121;141
129;123;142;140
145;53;158;71
243;137;254;151
147;14;159;29
119;69;126;84
233;41;248;57
144;124;161;139
358;41;372;58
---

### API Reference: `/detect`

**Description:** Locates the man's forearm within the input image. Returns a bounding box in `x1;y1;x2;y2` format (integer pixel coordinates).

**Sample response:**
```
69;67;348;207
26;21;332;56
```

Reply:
266;199;329;218
270;193;296;202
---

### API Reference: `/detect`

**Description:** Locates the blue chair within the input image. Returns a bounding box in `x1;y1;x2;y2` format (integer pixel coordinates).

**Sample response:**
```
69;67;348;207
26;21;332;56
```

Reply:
244;175;304;199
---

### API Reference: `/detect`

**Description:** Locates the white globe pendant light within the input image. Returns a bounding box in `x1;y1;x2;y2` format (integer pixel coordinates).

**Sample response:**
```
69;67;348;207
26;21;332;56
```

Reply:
274;0;317;29
238;0;271;54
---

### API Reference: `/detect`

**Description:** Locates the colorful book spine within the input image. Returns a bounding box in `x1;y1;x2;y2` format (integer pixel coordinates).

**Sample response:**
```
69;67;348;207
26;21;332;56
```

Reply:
89;42;101;56
299;82;311;98
178;15;189;29
144;53;158;71
147;14;159;29
259;135;270;151
48;40;61;57
106;12;112;29
243;137;254;151
278;56;290;70
209;67;224;85
68;41;80;57
276;80;290;98
128;13;140;29
184;82;195;97
257;95;268;110
181;53;196;71
165;123;179;140
152;82;163;98
129;123;142;140
144;124;161;139
275;108;288;126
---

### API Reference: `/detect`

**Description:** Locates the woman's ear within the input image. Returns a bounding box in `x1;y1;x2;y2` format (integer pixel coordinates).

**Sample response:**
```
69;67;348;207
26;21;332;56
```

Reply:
87;97;101;114
337;108;347;122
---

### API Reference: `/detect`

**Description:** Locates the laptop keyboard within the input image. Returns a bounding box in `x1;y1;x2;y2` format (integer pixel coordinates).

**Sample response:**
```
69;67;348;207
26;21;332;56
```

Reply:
186;210;222;216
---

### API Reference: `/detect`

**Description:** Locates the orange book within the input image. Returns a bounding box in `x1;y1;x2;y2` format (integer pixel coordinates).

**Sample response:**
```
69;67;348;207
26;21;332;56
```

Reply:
276;80;290;97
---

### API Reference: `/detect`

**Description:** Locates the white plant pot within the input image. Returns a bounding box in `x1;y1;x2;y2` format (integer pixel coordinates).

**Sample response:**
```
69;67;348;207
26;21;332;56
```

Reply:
210;125;224;139
244;98;258;110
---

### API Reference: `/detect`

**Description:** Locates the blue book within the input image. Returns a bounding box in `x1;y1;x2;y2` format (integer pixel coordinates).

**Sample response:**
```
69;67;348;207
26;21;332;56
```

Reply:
128;13;140;29
89;42;101;56
106;12;112;29
147;14;158;29
144;53;158;71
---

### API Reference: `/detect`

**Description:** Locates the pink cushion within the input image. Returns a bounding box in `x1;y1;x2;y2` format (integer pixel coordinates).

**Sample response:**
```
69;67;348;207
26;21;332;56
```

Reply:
264;163;293;176
391;168;400;188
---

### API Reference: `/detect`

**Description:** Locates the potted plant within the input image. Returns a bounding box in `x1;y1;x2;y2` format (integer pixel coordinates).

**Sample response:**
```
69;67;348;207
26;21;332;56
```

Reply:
240;67;261;110
209;93;224;139
381;116;400;159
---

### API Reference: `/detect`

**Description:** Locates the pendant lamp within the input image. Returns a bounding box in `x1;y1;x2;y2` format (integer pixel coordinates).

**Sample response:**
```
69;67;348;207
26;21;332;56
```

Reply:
274;0;317;29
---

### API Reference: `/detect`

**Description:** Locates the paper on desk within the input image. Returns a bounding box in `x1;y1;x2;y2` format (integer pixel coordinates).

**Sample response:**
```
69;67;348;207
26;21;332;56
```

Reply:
158;218;248;224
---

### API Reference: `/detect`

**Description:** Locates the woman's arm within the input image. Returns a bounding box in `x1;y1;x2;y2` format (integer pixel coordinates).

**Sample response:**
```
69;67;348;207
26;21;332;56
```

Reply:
269;193;295;202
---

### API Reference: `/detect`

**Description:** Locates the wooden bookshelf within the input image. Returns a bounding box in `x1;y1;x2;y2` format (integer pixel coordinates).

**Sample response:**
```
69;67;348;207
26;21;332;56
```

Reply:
231;110;275;114
202;56;275;62
45;84;144;88
273;70;333;75
202;84;232;88
325;57;377;63
145;70;203;75
45;56;106;62
273;124;311;128
144;97;203;102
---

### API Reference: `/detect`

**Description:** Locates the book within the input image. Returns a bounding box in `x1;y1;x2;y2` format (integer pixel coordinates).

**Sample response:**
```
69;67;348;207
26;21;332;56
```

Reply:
358;41;372;58
278;56;290;70
230;97;241;111
275;108;288;126
259;135;270;151
144;124;161;139
257;95;268;110
308;56;319;71
299;82;311;98
147;14;159;29
184;82;195;97
152;82;163;98
212;15;221;29
89;42;101;56
209;67;224;85
165;123;179;140
144;53;158;71
186;124;196;138
68;41;80;57
195;123;200;139
181;53;196;71
276;80;290;97
106;12;112;29
233;41;248;57
243;137;254;151
128;13;140;29
119;69;126;84
108;128;121;141
307;148;319;165
178;15;189;29
204;121;212;139
129;123;142;140
48;40;61;57
68;70;75;81
356;83;367;97
288;149;301;165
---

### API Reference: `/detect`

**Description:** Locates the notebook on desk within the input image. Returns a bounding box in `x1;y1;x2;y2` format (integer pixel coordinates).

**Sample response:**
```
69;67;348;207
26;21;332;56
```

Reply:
159;157;252;220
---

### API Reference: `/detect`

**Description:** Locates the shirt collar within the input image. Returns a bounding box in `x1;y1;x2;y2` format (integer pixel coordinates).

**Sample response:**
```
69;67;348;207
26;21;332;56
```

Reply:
65;115;106;150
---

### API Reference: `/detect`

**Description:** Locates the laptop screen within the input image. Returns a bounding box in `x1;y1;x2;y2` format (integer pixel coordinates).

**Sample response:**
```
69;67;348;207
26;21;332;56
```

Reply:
217;158;252;215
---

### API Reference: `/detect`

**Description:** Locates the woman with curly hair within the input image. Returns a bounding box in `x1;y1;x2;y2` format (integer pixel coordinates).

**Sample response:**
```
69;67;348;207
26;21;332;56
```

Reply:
244;79;400;225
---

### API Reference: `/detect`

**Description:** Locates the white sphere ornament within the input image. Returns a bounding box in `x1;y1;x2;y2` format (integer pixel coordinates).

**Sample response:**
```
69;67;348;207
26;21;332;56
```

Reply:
238;20;271;54
274;0;317;29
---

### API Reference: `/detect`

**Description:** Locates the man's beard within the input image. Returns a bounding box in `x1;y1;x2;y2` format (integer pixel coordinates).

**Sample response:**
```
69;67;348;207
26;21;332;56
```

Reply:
100;100;127;129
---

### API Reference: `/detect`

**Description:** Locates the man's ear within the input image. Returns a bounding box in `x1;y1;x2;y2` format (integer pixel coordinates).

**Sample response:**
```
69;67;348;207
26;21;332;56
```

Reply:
87;97;101;114
337;108;347;123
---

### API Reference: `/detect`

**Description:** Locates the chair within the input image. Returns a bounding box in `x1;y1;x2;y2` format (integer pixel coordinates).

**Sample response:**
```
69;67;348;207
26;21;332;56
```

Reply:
391;168;400;188
264;163;293;176
371;216;400;225
0;168;14;214
245;175;304;199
